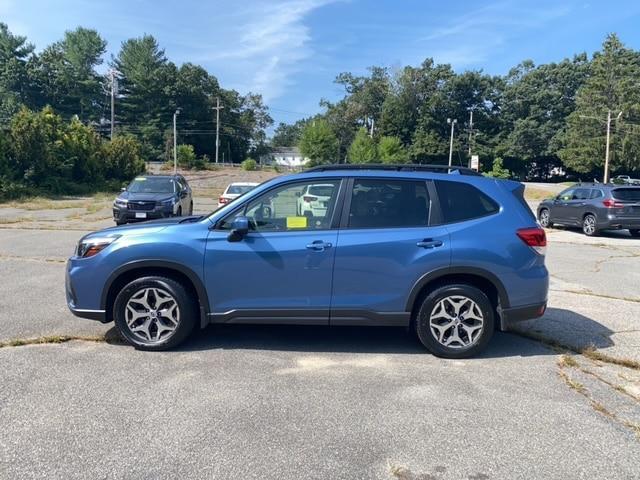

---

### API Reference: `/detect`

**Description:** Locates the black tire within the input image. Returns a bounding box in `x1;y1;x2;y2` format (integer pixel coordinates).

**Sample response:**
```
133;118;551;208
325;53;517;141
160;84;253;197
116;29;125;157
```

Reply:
538;208;553;228
188;202;193;216
115;220;126;226
176;206;182;217
415;284;495;359
113;276;197;351
582;214;598;236
630;229;640;238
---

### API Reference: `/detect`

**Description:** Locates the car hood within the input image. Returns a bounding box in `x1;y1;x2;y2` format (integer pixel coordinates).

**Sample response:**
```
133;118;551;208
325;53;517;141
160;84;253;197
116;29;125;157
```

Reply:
118;192;175;202
84;216;199;241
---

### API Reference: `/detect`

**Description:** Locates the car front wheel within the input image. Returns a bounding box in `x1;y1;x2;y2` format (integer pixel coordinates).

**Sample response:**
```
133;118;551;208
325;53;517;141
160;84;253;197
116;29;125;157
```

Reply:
113;276;197;350
538;208;552;228
630;229;640;238
415;284;495;359
582;214;598;236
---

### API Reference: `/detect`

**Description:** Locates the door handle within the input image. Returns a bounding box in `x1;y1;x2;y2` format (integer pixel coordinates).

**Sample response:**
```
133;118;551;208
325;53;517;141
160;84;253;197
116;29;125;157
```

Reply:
306;241;332;251
417;239;443;249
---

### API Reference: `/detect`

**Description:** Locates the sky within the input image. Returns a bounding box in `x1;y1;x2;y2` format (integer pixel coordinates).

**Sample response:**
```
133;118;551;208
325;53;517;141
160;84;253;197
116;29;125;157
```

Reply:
3;0;640;130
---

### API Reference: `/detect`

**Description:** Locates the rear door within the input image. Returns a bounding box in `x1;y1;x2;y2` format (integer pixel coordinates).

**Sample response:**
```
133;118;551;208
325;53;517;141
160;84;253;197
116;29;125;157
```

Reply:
330;177;450;325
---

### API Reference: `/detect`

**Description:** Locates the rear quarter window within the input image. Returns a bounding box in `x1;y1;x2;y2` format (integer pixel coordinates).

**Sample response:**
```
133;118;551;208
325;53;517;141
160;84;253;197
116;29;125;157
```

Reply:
612;188;640;202
435;180;499;224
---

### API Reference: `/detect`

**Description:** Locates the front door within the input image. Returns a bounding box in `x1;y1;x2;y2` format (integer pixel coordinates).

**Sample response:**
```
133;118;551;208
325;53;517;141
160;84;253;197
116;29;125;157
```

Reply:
204;178;343;324
330;178;450;325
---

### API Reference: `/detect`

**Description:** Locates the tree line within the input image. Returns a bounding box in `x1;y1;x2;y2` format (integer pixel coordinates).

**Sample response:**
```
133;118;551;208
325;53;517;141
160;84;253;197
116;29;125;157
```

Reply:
275;34;640;180
0;23;272;199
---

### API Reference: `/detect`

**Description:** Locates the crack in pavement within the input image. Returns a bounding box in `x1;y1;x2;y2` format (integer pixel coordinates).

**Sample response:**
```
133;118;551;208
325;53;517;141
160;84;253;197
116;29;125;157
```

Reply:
0;254;66;264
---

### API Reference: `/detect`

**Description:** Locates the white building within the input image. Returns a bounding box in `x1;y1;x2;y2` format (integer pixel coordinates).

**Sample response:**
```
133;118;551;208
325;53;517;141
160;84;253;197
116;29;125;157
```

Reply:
262;147;309;168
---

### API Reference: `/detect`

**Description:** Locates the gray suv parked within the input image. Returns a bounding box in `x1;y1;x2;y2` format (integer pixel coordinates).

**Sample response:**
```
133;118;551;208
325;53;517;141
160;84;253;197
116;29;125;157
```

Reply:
113;174;193;225
537;183;640;237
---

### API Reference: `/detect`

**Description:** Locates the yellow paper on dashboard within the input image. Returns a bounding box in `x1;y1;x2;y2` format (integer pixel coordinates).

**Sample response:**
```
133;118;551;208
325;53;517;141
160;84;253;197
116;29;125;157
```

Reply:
286;216;308;229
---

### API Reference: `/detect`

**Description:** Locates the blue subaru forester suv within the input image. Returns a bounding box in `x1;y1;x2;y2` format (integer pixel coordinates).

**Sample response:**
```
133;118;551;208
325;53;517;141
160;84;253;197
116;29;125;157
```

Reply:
66;165;548;358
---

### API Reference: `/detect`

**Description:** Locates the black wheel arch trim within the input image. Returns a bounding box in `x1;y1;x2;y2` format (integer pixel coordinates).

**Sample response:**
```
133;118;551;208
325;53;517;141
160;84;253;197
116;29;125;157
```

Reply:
101;259;210;328
405;266;510;312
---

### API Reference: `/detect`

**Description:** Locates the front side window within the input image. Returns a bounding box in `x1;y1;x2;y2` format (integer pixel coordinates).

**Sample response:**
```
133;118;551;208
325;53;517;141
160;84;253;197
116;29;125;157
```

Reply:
220;180;341;232
435;180;499;224
348;179;430;228
558;189;575;201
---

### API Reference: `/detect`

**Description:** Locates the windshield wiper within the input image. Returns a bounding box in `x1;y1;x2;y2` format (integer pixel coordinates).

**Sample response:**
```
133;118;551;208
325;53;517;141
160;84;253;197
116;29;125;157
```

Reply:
178;215;203;223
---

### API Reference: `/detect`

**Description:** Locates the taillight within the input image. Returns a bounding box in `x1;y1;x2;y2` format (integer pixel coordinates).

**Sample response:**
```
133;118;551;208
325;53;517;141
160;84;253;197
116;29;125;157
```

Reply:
517;227;547;255
303;195;317;203
219;197;229;204
603;199;624;208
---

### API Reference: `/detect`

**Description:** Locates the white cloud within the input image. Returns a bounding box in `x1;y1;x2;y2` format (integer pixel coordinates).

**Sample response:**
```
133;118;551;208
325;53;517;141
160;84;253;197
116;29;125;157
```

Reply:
419;1;571;68
197;0;340;102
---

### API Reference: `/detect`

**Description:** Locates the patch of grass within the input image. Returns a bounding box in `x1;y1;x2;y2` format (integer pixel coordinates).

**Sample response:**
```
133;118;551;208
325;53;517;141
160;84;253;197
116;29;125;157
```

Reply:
559;354;579;368
590;400;614;418
558;369;586;394
0;334;106;349
581;347;640;371
524;187;555;202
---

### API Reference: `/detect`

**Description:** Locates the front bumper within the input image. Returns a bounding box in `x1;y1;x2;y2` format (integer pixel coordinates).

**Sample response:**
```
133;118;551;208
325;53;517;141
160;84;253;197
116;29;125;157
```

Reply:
113;204;174;223
65;263;107;322
499;302;547;331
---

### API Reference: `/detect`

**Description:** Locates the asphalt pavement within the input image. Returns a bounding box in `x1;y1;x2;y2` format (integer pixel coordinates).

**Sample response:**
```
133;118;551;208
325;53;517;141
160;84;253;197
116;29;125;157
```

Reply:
0;223;639;479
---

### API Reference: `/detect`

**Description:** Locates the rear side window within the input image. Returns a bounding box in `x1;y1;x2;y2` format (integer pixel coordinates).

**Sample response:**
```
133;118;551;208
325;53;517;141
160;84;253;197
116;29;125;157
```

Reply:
612;188;640;202
435;180;499;224
574;189;591;200
348;179;430;228
590;189;603;199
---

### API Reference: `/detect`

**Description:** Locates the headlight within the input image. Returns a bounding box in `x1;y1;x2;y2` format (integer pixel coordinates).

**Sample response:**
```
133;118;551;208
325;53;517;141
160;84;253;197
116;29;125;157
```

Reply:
76;235;121;258
161;198;176;207
114;198;128;208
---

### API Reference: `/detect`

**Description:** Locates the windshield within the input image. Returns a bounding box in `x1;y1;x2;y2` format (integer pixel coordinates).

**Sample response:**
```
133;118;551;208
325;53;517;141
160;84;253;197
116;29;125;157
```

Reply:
612;188;640;202
127;177;176;194
227;185;256;195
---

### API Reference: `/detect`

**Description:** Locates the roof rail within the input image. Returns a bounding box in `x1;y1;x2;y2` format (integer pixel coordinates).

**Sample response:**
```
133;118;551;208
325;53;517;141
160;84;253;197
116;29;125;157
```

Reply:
304;163;482;176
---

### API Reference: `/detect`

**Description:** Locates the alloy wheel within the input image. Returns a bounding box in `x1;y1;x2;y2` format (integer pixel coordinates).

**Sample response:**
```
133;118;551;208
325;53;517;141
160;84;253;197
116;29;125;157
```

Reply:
539;210;550;227
125;287;180;344
429;295;484;349
583;215;596;235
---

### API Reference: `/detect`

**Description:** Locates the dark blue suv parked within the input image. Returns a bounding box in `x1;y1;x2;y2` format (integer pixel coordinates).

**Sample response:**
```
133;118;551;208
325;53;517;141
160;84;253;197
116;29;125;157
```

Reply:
66;165;549;358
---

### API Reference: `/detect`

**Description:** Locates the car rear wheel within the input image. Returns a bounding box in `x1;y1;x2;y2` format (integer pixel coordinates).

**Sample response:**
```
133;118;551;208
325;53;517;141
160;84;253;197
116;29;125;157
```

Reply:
113;276;197;350
582;214;598;236
630;229;640;238
415;284;495;359
538;208;552;228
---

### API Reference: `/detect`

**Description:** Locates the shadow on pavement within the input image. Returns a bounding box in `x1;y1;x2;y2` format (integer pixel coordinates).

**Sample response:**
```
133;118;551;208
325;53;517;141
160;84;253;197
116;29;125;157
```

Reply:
514;307;615;350
550;225;637;240
164;324;557;359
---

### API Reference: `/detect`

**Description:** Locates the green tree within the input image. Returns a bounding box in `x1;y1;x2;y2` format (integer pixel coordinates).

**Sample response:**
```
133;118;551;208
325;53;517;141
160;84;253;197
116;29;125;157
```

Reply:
176;144;197;168
298;120;339;166
0;23;34;120
61;116;104;183
271;120;308;147
347;127;377;163
378;136;408;164
487;157;511;179
560;34;640;174
104;135;145;181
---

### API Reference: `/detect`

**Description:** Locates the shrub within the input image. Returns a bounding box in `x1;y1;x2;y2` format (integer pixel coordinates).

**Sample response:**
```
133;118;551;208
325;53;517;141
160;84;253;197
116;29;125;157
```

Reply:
176;144;197;168
241;158;258;171
487;157;511;179
104;135;146;181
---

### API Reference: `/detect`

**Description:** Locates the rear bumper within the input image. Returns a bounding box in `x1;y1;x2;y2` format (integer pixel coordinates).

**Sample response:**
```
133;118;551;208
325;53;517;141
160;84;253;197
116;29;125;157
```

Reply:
499;302;547;331
599;215;640;230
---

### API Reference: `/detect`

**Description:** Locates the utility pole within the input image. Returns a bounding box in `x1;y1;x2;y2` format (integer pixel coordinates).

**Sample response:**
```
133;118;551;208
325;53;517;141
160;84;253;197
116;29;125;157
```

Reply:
173;108;180;174
109;70;117;140
447;118;457;167
212;96;224;163
369;118;375;138
468;110;474;163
